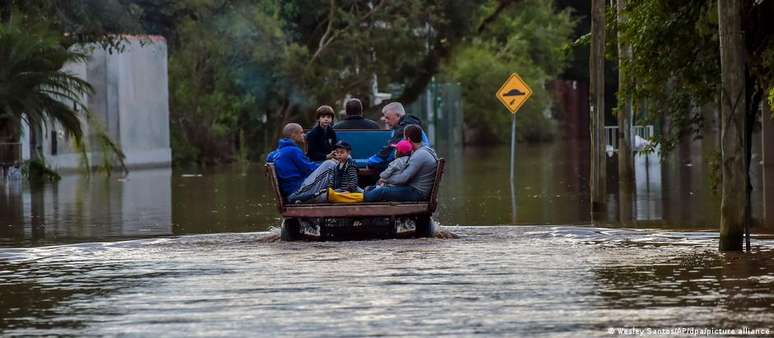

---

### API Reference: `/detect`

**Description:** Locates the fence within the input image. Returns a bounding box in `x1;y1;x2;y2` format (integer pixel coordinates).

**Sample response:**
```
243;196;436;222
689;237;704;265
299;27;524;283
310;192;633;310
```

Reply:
604;125;655;152
408;82;464;149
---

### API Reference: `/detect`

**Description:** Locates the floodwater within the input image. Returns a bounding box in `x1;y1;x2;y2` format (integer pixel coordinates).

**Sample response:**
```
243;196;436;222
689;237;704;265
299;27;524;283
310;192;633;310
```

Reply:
0;142;743;246
2;142;774;336
1;227;773;337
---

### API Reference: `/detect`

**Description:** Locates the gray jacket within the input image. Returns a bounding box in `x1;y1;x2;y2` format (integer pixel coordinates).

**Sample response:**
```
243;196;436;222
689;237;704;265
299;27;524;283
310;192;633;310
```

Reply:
380;155;410;185
382;146;438;198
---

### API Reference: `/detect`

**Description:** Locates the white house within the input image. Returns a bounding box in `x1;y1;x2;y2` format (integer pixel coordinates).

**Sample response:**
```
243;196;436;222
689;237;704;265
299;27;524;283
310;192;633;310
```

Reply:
21;35;171;172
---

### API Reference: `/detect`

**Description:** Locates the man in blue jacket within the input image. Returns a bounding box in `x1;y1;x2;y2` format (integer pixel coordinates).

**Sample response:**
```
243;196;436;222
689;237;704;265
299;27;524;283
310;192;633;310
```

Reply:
266;123;320;199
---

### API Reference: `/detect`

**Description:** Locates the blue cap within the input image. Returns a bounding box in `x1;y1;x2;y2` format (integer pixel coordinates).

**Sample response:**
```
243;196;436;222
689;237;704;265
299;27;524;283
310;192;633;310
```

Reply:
334;140;352;151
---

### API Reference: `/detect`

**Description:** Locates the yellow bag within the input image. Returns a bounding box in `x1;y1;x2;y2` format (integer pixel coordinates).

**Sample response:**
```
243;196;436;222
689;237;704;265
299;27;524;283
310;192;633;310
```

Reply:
327;188;364;203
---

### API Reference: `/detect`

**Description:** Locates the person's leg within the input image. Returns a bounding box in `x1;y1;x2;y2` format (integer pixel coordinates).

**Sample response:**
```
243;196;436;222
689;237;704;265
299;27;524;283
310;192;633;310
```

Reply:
364;186;386;202
308;193;328;203
299;159;336;186
364;185;423;202
288;160;337;202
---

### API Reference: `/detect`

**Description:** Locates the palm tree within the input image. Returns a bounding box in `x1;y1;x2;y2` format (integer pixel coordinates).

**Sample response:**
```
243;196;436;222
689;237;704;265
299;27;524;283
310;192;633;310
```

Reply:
0;23;92;152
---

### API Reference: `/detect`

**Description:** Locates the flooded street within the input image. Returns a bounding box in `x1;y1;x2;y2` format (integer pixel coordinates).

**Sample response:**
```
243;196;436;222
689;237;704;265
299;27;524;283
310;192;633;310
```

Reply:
2;227;773;337
0;142;739;246
2;142;774;336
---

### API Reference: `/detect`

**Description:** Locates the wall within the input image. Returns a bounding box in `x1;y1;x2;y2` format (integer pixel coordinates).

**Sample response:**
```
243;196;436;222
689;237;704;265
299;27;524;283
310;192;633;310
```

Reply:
22;36;171;172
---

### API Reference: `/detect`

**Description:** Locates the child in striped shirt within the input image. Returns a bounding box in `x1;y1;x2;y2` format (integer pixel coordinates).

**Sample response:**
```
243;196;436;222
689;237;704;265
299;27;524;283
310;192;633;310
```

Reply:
330;141;359;192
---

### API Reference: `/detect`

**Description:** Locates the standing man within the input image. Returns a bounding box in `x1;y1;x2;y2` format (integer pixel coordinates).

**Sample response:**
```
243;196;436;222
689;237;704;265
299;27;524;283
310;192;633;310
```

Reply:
333;98;380;129
366;102;428;169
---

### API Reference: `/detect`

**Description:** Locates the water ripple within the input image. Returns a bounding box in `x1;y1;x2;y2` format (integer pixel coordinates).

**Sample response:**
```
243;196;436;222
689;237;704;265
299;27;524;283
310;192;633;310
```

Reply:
1;226;773;337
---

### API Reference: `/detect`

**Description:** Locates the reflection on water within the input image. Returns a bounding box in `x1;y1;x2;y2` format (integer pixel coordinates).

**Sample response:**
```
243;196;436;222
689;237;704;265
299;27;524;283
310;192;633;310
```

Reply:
634;152;662;221
1;227;773;336
0;170;172;246
1;139;765;246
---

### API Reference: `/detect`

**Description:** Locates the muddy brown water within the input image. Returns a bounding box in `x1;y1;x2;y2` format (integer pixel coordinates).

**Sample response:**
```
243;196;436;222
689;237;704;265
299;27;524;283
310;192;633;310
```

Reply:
1;143;773;336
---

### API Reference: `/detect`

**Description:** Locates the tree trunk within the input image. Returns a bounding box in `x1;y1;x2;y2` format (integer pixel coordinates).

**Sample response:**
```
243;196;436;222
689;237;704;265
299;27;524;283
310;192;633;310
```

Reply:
763;101;774;232
617;0;634;225
590;0;606;222
717;0;747;251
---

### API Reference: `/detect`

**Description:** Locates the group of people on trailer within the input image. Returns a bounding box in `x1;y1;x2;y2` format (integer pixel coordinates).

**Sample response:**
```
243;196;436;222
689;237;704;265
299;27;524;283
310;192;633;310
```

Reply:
266;98;439;204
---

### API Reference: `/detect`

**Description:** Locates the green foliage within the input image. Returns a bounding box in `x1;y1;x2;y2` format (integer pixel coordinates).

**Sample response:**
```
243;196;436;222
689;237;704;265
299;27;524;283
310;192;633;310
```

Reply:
442;0;575;144
769;87;774;114
4;0;578;163
616;0;720;152
0;22;91;142
0;18;129;178
616;0;774;153
162;0;495;164
4;0;145;50
21;159;61;182
166;1;288;165
86;114;128;176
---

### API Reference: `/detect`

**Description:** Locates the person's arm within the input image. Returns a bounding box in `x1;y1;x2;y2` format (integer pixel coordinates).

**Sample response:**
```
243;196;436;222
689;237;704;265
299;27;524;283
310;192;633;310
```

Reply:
380;161;399;180
367;129;399;167
291;148;319;176
383;154;424;185
305;129;327;162
265;150;278;163
329;129;338;151
366;151;394;168
342;162;359;191
376;128;403;158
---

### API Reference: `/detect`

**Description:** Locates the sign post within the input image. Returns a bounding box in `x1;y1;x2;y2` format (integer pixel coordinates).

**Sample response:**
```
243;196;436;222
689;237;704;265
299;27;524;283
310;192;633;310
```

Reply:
496;73;533;223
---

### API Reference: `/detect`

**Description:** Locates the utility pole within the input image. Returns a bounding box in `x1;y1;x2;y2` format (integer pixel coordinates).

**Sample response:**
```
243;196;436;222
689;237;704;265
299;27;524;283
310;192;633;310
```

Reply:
717;0;746;251
617;0;634;224
590;0;607;222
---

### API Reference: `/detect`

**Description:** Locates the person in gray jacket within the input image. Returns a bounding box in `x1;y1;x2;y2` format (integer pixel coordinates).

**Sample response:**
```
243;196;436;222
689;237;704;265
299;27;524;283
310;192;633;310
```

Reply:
364;124;438;202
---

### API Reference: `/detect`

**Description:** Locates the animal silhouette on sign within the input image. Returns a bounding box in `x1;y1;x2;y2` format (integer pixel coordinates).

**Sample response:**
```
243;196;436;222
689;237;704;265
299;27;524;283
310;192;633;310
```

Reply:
503;88;525;106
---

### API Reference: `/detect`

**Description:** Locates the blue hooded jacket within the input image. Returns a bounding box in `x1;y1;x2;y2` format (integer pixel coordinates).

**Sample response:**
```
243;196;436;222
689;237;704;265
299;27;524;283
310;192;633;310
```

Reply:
266;138;320;197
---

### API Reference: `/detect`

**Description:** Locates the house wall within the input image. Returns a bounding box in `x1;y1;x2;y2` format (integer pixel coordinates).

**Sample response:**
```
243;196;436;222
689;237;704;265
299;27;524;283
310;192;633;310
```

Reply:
22;36;171;172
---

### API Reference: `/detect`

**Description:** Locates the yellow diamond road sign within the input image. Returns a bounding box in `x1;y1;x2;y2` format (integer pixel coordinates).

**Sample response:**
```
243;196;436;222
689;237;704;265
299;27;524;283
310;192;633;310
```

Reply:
496;73;533;114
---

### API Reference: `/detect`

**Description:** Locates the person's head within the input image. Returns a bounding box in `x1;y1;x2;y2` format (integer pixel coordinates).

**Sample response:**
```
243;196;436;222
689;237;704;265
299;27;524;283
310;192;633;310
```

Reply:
332;140;352;162
404;124;423;149
282;123;304;145
381;102;405;129
392;140;413;157
345;98;363;117
316;105;335;128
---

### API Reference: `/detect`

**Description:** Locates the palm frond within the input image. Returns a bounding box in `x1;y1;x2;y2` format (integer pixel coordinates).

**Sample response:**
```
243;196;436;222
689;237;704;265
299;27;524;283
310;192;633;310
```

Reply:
0;23;90;142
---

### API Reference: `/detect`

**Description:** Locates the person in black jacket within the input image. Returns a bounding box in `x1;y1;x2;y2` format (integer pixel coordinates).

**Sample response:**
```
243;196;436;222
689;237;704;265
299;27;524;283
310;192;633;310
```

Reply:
305;105;338;162
333;98;381;130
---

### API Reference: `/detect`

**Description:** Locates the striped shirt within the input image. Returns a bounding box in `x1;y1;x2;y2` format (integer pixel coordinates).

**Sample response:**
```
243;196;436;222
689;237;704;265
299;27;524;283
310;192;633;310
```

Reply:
331;158;359;192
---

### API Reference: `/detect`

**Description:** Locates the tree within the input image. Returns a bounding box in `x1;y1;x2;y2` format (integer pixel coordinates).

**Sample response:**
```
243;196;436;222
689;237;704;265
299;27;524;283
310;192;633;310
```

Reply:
3;0;146;50
717;0;746;251
615;0;774;250
442;0;575;144
157;0;512;164
0;24;91;146
590;0;606;220
616;0;634;225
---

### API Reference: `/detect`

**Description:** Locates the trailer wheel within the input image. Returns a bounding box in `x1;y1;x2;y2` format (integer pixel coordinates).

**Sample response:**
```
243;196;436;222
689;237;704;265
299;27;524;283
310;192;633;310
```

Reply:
281;218;302;241
415;215;433;238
